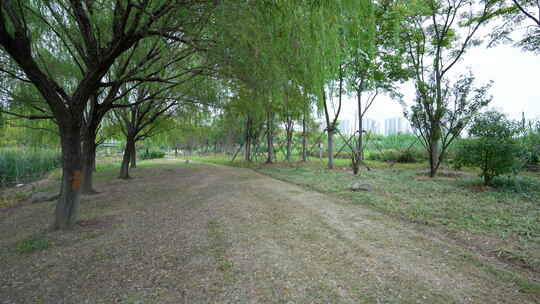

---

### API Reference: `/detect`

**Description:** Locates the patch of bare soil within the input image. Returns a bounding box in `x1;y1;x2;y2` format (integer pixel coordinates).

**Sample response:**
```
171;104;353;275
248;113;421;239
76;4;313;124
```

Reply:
77;215;118;230
259;161;313;169
466;184;496;192
416;170;468;179
1;160;538;303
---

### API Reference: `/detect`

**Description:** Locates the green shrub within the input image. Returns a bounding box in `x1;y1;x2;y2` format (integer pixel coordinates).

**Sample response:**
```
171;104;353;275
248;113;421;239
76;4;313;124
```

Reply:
0;148;61;187
366;133;422;151
454;111;520;185
138;150;166;160
520;121;540;166
367;149;424;163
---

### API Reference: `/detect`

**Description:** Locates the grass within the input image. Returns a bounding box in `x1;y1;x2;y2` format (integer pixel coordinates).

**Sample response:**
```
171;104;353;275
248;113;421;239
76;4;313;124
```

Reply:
16;235;50;254
193;154;540;272
3;155;539;302
0;148;61;187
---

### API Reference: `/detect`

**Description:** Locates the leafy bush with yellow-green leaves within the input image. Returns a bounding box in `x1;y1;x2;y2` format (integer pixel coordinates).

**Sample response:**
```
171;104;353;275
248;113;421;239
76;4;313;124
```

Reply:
454;111;521;185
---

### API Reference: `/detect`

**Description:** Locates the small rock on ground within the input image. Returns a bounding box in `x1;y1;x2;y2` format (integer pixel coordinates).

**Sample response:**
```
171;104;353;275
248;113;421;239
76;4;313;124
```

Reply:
350;183;373;192
30;192;59;204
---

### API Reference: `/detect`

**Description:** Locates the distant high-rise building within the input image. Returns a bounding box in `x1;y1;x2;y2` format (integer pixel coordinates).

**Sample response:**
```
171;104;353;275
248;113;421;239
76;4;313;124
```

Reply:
361;118;381;135
384;117;412;136
337;119;352;136
345;117;383;135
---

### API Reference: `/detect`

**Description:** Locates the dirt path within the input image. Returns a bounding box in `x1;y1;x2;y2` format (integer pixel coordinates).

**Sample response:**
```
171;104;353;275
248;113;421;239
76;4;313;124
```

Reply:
0;161;537;303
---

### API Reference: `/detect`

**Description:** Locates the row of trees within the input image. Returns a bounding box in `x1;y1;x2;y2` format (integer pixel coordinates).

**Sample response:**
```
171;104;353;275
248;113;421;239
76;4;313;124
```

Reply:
0;0;218;229
1;0;538;229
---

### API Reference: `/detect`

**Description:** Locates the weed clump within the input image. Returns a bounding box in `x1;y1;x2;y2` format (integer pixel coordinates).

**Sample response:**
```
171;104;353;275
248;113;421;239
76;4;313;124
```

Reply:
16;236;50;254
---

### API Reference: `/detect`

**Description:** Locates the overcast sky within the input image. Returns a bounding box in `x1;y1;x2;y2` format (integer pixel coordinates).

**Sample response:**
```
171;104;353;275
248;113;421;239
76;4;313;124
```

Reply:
339;42;540;126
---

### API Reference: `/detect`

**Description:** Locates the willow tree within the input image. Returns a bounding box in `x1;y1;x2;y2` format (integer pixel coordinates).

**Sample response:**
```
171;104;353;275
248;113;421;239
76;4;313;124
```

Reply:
112;87;177;179
403;0;497;177
80;32;210;193
290;0;348;169
279;86;306;161
0;0;215;229
211;0;300;164
222;85;267;162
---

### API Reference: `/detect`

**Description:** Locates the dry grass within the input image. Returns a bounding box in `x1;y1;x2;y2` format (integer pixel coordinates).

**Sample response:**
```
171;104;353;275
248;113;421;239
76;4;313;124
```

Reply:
0;160;539;303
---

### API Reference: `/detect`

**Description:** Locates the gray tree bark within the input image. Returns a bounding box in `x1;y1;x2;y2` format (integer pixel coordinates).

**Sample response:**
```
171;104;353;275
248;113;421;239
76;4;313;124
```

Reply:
53;123;83;230
266;112;274;164
120;136;135;179
302;114;307;162
327;129;335;169
81;129;98;194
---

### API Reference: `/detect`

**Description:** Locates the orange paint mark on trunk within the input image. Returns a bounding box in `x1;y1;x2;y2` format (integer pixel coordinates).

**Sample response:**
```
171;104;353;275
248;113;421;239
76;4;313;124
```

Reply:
72;170;82;190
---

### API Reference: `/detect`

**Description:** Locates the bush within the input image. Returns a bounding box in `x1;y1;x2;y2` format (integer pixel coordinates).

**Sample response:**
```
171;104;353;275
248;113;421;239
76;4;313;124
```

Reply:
454;111;520;185
367;149;424;163
138;150;166;160
307;151;350;159
520;121;540;166
0;148;61;187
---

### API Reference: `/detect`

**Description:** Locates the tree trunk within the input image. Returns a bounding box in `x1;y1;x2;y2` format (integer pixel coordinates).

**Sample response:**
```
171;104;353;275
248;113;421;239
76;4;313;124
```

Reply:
352;160;360;175
266;112;274;164
92;152;97;172
120;137;135;179
81;129;98;194
53;123;83;230
322;70;342;170
429;142;440;177
328;129;335;169
245;118;252;162
357;91;364;162
245;138;252;162
302;114;307;162
130;141;137;168
484;174;492;186
429;129;441;177
430;64;444;178
286;122;293;162
286;137;292;161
